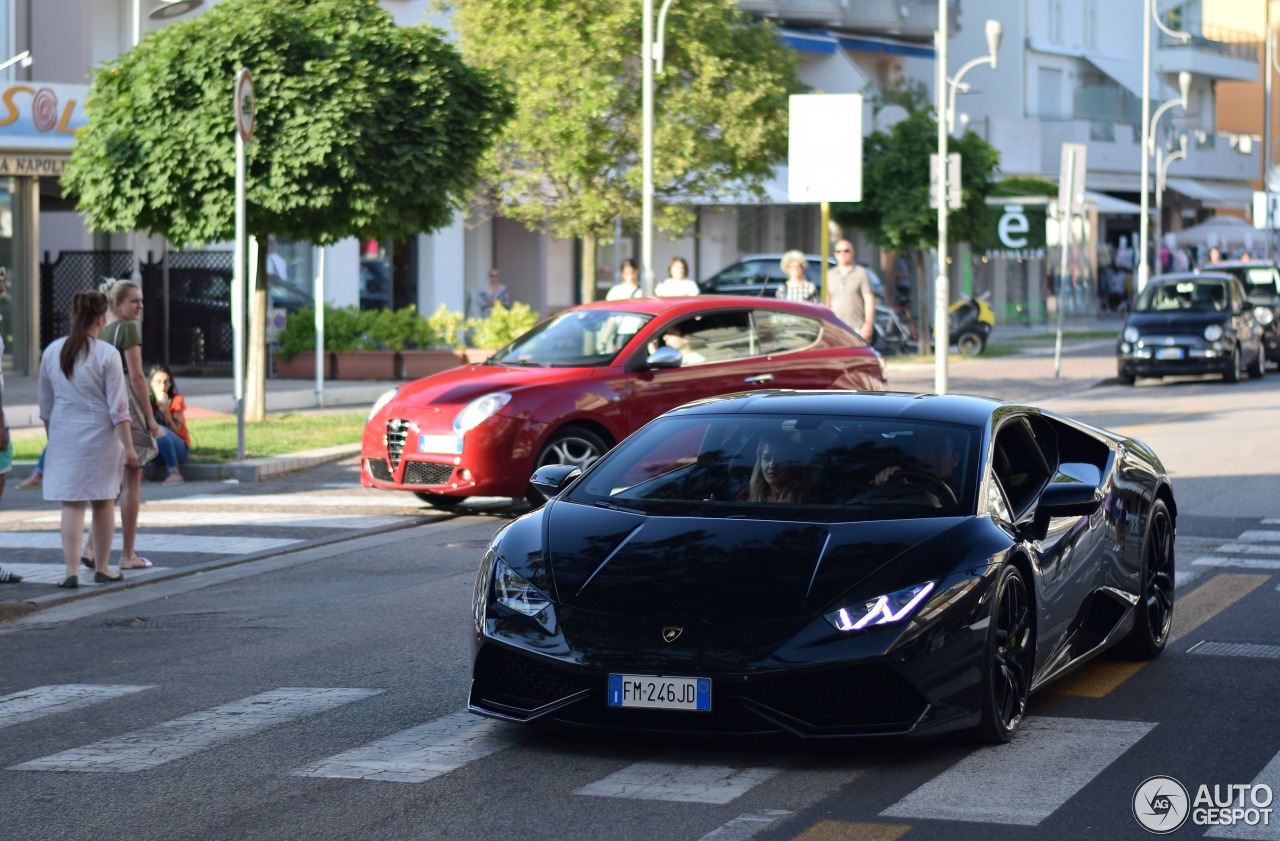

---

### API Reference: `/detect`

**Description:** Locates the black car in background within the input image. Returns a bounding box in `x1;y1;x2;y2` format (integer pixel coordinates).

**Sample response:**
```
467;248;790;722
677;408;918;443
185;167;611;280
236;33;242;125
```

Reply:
1116;271;1265;384
1204;260;1280;366
700;253;884;298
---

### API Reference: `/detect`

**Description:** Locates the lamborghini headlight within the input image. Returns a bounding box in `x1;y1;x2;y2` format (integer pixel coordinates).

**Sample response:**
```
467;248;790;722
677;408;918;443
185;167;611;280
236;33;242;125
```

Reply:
825;581;936;632
454;392;512;434
493;559;550;617
1204;324;1224;342
367;387;399;422
1255;306;1275;327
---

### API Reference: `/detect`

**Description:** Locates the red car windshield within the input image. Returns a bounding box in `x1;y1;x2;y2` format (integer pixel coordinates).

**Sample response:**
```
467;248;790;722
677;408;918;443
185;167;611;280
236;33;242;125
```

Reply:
489;309;654;368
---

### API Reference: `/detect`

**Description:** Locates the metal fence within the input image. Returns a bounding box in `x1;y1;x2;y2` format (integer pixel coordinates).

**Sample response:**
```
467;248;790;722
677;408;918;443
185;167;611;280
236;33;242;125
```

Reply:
39;248;236;372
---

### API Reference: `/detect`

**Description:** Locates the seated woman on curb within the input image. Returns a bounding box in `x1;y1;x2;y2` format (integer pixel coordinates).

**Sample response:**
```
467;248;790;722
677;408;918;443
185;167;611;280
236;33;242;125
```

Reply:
149;364;191;485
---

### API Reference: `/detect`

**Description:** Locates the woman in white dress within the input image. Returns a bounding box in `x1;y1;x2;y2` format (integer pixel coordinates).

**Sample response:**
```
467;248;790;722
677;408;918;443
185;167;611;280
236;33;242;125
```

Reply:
38;290;137;588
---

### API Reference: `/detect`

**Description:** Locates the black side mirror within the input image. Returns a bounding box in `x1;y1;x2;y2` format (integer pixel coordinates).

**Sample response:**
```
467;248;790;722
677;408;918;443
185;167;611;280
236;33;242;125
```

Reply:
529;464;582;503
1023;481;1103;541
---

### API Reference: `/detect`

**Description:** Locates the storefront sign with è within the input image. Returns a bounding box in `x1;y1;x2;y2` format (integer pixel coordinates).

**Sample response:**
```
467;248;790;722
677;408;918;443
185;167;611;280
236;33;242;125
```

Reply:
0;83;89;151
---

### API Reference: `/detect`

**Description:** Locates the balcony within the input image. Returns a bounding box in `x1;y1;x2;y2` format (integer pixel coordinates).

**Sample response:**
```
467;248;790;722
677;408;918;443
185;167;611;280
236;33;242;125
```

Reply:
739;0;942;39
1157;22;1259;82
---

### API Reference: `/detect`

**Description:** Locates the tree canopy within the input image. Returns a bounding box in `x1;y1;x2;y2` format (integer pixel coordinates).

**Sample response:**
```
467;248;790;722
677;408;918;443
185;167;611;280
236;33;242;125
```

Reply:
448;0;800;297
64;0;513;249
831;107;1001;255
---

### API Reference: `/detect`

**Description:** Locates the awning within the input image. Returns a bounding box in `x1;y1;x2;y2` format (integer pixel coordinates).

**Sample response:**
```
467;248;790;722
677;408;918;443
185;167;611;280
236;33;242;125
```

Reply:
1085;191;1143;214
1165;178;1257;210
1029;42;1144;100
778;27;934;59
1081;54;1144;101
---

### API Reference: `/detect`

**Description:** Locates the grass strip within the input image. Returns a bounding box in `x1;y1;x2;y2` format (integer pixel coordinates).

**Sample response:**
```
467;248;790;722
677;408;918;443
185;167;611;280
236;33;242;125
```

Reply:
13;411;367;464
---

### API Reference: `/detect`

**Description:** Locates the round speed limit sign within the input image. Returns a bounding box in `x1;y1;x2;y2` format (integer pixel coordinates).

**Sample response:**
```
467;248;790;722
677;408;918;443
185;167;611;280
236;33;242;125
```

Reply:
235;68;255;143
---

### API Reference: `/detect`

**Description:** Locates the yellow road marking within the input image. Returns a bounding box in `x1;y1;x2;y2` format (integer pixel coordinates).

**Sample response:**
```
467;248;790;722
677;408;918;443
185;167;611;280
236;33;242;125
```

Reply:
1052;573;1269;698
791;822;911;841
1112;405;1214;436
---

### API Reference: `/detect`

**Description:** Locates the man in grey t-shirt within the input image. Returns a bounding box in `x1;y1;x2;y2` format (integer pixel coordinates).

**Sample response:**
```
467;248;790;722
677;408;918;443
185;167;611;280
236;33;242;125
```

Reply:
826;240;876;342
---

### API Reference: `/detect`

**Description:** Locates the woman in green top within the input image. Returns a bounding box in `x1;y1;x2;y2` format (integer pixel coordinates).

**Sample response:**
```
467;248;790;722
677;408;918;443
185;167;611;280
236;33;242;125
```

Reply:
94;278;162;570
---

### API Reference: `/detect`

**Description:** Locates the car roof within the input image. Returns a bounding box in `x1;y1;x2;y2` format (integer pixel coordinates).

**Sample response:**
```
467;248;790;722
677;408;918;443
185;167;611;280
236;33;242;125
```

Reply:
1150;271;1232;284
667;389;1012;427
564;295;839;319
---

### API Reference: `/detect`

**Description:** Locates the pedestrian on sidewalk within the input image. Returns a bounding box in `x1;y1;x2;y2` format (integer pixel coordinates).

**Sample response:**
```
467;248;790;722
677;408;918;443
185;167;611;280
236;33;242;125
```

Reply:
774;251;818;303
149;364;190;484
89;278;161;570
38;290;136;589
825;240;876;342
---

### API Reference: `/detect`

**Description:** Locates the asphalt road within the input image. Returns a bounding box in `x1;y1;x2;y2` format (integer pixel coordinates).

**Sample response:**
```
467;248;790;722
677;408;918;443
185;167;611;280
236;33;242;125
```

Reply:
2;339;1278;841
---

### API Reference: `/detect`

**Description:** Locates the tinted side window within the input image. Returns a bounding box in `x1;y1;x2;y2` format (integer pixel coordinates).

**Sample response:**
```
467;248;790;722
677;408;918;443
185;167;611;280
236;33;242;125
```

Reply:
991;416;1054;521
679;310;756;362
755;310;823;354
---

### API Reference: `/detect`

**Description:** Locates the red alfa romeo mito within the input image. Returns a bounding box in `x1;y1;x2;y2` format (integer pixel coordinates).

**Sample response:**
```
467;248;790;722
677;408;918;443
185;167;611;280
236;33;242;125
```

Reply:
361;295;887;508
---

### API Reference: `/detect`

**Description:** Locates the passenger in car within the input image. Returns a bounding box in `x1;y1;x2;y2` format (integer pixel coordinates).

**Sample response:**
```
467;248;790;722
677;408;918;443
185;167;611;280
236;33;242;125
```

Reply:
749;429;814;503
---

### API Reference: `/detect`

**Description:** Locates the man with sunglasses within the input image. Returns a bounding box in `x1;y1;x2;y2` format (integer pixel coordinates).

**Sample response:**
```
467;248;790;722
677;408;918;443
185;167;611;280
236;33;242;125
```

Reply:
826;240;876;343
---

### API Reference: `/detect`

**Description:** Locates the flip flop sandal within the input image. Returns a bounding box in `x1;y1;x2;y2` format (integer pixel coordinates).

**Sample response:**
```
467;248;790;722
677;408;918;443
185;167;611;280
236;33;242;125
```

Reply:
121;557;154;569
0;569;22;583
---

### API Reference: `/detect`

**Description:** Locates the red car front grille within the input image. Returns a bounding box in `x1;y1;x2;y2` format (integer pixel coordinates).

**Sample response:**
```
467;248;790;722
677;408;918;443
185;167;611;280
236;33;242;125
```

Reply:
385;418;410;468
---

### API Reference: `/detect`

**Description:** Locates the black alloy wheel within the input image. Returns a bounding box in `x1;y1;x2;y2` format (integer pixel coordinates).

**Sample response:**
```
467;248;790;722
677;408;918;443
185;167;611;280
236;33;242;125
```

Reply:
1117;500;1174;659
1248;345;1266;379
526;427;609;506
415;492;466;510
1224;345;1243;383
975;564;1033;744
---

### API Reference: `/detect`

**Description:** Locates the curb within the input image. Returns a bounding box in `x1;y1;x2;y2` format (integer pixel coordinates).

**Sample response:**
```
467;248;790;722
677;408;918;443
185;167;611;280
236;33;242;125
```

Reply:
175;442;363;482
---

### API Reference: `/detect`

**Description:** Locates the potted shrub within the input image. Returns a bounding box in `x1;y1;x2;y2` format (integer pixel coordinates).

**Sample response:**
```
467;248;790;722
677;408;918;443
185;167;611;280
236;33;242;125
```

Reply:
464;301;539;362
274;305;399;380
400;304;468;378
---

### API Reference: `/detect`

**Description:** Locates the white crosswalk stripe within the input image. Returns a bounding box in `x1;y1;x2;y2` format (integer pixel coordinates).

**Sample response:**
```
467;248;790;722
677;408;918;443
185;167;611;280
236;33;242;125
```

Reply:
24;511;409;530
1189;525;1280;572
157;493;419;508
0;685;153;729
1194;557;1280;571
0;531;297;555
881;716;1156;825
575;756;787;804
9;688;381;773
293;711;525;783
697;810;794;841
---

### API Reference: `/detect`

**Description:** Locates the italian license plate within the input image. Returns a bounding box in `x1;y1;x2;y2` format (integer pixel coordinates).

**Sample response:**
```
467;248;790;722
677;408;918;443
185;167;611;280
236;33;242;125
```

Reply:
419;434;463;454
1155;347;1184;360
608;674;711;711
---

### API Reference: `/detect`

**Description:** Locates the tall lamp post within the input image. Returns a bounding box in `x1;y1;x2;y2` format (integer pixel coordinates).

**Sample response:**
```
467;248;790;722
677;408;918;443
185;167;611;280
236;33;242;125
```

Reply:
934;11;1002;394
641;0;676;297
1138;0;1191;293
1154;133;1188;275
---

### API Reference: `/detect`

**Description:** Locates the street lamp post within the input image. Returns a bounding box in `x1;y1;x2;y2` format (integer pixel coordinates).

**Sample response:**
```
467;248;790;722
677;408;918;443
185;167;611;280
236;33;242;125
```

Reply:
641;0;676;297
1154;133;1188;275
934;9;1001;394
1138;0;1191;293
1144;70;1190;276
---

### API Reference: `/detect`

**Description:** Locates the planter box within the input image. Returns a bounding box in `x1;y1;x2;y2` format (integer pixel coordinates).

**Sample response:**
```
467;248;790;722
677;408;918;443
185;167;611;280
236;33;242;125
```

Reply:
274;351;335;379
400;349;468;379
333;350;399;380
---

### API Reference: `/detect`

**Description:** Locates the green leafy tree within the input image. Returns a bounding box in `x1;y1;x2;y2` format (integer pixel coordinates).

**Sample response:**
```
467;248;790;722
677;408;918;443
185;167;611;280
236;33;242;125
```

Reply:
832;107;1000;352
65;0;512;419
447;0;799;301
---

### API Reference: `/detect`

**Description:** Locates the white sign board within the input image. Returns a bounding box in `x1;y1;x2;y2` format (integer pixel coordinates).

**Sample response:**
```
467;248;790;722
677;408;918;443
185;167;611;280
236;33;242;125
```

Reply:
788;94;862;202
1058;143;1088;212
1253;191;1280;229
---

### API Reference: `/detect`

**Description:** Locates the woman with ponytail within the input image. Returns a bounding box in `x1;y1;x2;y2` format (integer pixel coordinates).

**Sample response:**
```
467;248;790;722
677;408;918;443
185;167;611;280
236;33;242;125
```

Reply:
37;290;137;588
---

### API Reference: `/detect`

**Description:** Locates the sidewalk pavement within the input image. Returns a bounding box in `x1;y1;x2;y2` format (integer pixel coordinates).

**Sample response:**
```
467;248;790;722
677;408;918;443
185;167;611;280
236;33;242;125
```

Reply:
3;375;400;482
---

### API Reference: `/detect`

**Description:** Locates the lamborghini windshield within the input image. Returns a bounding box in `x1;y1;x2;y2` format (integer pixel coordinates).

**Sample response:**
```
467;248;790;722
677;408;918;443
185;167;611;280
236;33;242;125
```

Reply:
566;413;979;521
